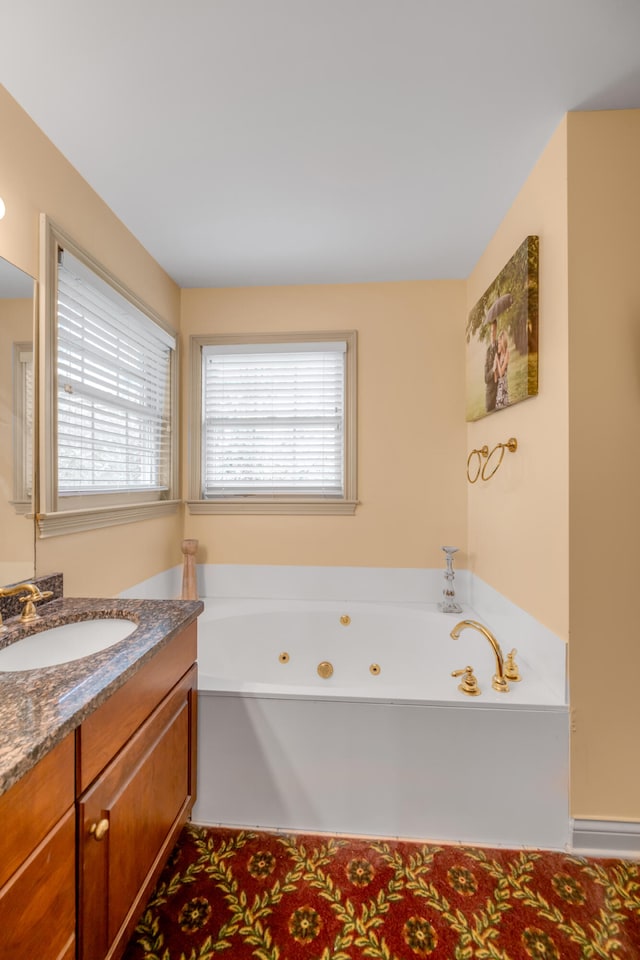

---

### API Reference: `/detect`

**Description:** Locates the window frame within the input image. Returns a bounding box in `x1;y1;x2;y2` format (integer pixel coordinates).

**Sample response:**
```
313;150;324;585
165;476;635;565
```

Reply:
38;216;180;537
187;330;358;515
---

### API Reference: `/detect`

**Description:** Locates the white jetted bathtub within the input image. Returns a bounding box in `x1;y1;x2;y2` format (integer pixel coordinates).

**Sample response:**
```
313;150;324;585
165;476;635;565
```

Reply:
192;597;570;849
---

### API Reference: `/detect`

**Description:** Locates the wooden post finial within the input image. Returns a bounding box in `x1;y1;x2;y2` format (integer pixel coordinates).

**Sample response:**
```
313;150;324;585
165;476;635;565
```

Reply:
181;539;199;600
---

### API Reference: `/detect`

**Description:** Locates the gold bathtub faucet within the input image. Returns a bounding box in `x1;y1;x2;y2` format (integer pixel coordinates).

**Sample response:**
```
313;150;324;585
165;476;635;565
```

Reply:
0;582;54;632
450;619;509;693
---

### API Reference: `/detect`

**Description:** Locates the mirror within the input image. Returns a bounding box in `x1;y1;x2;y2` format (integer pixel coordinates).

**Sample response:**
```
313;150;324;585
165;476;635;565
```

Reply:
0;256;36;585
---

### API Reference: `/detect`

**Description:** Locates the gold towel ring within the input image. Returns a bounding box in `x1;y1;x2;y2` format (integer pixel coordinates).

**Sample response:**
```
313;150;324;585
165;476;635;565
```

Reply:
466;445;488;483
481;444;505;480
481;438;518;481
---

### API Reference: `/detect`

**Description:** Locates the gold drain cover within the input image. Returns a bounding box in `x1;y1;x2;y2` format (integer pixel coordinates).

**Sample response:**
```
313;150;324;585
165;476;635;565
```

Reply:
317;660;334;679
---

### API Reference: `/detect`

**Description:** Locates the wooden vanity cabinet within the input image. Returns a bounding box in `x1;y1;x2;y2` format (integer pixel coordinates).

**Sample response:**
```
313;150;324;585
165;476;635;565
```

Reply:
0;732;76;960
77;623;198;960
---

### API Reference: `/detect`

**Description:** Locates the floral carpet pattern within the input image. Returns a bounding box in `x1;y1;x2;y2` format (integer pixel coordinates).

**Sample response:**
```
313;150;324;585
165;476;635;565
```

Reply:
122;825;640;960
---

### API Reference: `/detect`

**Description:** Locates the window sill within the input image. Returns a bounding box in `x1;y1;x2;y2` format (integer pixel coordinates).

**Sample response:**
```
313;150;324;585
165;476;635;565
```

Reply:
37;499;181;538
186;498;359;516
9;500;32;517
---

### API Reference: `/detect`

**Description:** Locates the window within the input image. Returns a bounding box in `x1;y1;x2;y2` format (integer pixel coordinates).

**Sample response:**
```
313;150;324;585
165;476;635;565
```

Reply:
188;332;357;515
39;218;179;536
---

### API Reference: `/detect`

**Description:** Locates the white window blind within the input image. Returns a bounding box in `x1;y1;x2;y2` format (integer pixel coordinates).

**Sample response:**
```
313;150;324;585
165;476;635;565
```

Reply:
202;341;346;498
56;250;175;496
13;345;33;502
21;350;33;498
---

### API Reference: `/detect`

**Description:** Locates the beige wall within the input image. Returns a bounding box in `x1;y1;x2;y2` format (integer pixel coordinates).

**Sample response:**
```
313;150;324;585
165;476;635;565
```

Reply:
466;120;570;641
0;298;34;583
567;110;640;820
181;281;468;567
467;110;640;821
0;85;183;595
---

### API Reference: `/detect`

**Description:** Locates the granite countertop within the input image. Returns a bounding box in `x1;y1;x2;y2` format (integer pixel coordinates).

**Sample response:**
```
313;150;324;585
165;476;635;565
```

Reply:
0;596;203;797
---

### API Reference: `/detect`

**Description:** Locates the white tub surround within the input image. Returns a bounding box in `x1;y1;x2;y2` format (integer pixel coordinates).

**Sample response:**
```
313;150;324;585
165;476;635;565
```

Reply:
198;563;472;606
122;564;569;850
121;564;565;706
195;690;568;849
195;598;563;709
119;565;183;600
468;575;567;704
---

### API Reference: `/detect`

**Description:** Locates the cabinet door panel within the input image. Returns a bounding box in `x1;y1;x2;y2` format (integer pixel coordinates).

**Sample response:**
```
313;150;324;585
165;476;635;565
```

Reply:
108;702;189;941
0;732;74;888
78;665;196;960
0;807;75;960
78;622;197;792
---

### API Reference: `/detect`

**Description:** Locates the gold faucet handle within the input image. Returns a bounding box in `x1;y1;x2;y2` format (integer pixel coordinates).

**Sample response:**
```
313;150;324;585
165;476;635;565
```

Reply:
504;648;521;681
29;589;53;602
18;590;53;623
451;665;481;696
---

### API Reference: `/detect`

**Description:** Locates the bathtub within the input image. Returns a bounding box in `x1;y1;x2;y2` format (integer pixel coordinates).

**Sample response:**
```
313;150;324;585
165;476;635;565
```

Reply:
192;597;570;849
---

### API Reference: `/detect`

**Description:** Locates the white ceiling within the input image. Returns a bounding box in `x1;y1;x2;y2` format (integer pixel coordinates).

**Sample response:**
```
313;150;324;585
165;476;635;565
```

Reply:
0;255;34;297
3;0;640;288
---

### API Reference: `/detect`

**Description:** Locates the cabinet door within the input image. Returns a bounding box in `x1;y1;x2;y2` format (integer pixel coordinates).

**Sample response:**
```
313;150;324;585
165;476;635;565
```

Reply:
0;807;76;960
78;664;197;960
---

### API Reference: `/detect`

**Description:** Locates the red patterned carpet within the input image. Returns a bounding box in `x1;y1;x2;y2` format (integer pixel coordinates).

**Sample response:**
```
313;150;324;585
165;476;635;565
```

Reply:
123;824;640;959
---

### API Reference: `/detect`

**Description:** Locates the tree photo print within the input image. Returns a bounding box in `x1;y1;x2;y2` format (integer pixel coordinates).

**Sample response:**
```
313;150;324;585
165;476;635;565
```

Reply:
466;236;539;422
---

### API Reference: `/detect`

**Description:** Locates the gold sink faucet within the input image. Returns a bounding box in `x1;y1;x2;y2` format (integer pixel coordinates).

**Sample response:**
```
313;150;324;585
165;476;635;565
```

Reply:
450;619;509;692
0;582;54;632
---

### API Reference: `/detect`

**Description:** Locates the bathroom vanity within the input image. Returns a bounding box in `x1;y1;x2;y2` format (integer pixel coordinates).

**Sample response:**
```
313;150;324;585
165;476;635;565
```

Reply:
0;597;202;960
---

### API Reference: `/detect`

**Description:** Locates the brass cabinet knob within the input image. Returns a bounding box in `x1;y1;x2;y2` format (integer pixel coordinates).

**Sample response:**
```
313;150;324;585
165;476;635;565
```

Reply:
89;818;110;841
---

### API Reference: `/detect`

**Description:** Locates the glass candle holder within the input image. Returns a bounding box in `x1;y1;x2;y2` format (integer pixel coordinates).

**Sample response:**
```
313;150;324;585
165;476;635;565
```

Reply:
438;545;462;613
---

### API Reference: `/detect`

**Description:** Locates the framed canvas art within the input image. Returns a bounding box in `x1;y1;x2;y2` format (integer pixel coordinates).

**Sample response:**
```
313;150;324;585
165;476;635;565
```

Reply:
465;236;539;421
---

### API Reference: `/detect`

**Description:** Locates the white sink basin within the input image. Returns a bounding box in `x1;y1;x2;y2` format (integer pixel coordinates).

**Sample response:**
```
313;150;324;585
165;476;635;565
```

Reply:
0;618;137;671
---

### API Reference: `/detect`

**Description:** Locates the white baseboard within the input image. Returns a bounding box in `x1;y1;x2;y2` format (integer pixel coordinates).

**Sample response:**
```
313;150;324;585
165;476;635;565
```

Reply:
571;818;640;859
